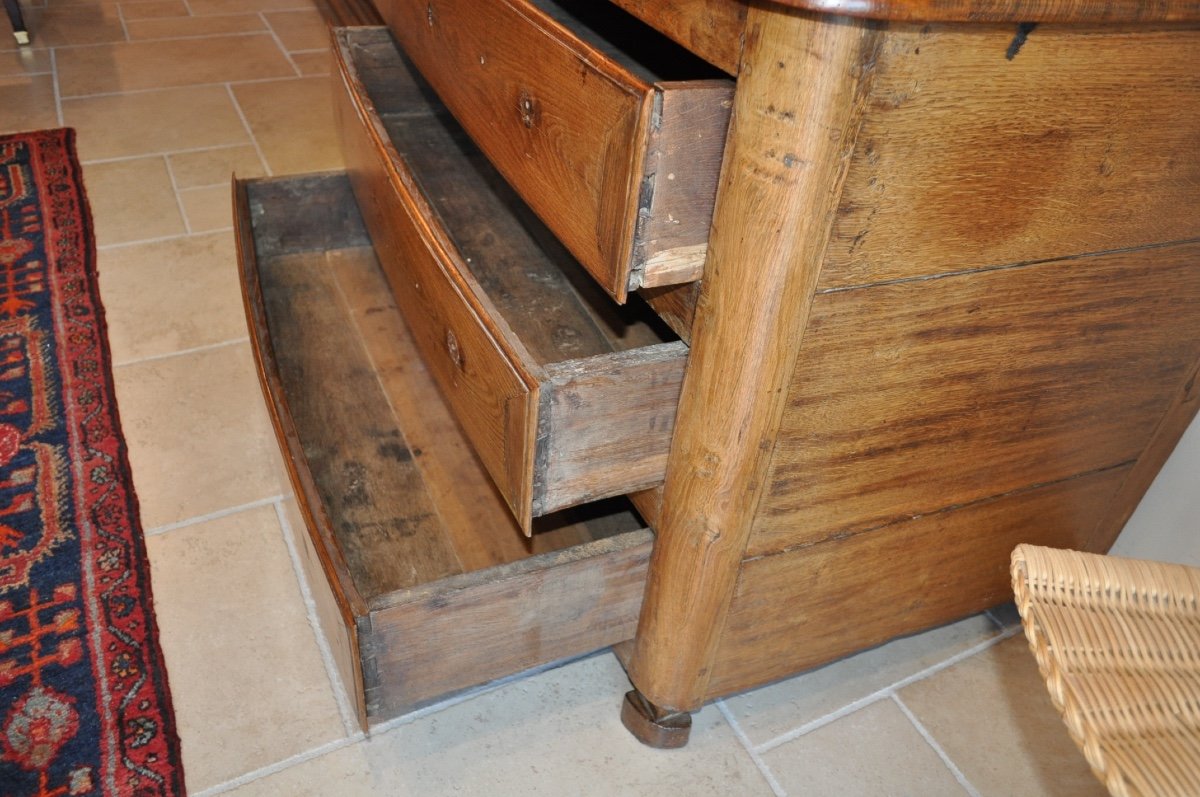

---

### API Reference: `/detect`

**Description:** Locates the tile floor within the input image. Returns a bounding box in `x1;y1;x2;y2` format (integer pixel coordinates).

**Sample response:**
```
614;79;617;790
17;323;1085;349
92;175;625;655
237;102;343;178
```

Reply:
0;3;1176;794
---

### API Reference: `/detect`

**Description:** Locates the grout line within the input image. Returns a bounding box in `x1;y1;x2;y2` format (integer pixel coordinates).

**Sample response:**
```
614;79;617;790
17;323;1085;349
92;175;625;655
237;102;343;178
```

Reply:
112;336;249;369
754;626;1022;755
49;48;64;126
97;231;212;250
273;499;361;736
226;82;273;177
115;2;131;42
142;494;286;537
716;701;788;797
190;733;366;797
81;142;261;167
162;154;193;235
59;71;310;102
892;694;983;797
257;11;302;77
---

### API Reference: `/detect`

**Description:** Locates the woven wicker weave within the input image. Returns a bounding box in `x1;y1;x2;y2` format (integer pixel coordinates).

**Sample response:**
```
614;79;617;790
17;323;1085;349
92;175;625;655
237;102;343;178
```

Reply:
1011;544;1200;797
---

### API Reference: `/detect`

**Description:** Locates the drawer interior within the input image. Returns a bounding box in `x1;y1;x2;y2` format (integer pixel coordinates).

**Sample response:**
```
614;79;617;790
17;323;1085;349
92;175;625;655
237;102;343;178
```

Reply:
236;172;654;725
337;27;690;529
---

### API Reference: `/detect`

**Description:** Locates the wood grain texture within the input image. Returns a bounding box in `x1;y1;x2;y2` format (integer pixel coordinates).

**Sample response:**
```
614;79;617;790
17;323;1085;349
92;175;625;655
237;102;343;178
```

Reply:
626;4;883;712
379;0;729;300
335;29;684;529
536;343;687;515
752;242;1200;556
1089;355;1200;552
821;23;1200;290
606;0;746;74
363;530;654;716
766;0;1200;22
707;466;1131;699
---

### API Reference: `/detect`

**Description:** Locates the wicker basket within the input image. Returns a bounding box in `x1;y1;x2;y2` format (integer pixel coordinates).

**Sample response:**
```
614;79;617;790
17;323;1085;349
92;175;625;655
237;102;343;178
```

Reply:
1011;544;1200;797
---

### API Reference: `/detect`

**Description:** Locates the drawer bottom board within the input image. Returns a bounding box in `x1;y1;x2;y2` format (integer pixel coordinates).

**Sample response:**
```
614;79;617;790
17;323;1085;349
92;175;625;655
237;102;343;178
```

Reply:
235;172;653;726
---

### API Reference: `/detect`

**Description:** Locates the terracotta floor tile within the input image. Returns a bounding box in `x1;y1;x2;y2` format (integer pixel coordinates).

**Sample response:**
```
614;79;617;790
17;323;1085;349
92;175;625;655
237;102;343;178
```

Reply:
761;700;968;796
145;505;346;792
232;76;343;175
124;13;266;40
0;74;58;134
365;654;775;796
112;342;287;527
97;231;247;363
723;613;1000;747
119;0;187;19
168;144;266;187
57;34;293;96
263;9;328;52
64;84;249;160
82;157;186;245
898;636;1108;797
0;47;53;77
179;184;233;231
289;50;330;76
189;0;318;13
12;4;126;47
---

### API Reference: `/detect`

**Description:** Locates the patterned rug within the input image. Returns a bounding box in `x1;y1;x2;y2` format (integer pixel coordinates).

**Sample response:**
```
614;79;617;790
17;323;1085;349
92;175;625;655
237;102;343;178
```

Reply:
0;129;184;796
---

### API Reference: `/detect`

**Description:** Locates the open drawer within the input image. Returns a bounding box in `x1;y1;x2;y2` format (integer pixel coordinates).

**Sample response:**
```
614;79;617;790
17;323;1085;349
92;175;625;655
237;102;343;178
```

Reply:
334;27;688;532
235;172;654;727
375;0;732;301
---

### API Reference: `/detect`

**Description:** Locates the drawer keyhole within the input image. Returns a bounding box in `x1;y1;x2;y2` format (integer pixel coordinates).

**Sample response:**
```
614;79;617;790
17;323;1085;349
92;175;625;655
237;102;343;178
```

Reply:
445;328;464;370
518;91;537;129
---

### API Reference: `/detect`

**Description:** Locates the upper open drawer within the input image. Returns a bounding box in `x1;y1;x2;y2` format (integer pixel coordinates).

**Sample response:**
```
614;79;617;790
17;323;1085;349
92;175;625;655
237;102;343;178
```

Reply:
377;0;733;302
333;27;688;532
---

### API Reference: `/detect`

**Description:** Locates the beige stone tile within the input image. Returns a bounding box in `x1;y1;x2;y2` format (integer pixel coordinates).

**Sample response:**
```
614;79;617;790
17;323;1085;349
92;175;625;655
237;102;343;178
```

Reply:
290;49;330;76
365;654;773;796
146;505;346;792
762;700;967;796
190;0;317;13
222;743;382;797
724;614;1000;746
57;34;293;96
263;8;327;52
119;0;187;19
168;144;265;187
113;342;286;527
125;12;266;40
179;184;233;231
899;636;1107;797
64;85;249;160
0;47;53;77
0;75;58;134
232;77;343;175
97;231;246;363
82;157;185;246
12;4;126;47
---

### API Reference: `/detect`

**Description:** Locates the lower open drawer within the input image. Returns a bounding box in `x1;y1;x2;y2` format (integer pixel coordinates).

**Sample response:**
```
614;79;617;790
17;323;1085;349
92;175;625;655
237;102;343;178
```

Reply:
235;172;653;728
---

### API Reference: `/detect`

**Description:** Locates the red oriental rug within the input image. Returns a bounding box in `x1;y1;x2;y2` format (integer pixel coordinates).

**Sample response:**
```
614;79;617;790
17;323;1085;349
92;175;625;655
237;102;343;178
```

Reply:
0;129;184;796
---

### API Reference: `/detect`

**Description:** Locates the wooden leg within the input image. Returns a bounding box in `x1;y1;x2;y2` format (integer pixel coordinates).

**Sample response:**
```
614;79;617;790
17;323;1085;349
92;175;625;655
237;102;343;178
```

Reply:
620;689;692;749
4;0;28;45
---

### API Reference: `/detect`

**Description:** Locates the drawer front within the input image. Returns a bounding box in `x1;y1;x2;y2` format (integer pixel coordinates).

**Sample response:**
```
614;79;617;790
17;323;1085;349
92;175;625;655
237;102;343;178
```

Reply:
335;56;540;523
379;0;731;302
333;28;686;532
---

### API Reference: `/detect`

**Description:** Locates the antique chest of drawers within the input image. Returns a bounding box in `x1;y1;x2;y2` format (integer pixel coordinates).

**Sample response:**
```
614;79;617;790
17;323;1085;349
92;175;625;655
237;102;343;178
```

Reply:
237;0;1200;746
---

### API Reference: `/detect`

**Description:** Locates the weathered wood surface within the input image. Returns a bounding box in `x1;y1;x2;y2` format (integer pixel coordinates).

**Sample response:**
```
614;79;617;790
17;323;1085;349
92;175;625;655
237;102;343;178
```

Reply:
821;23;1200;290
627;6;883;713
764;0;1200;23
536;343;688;515
379;0;730;300
639;282;700;343
707;466;1131;699
751;242;1200;556
335;28;684;529
606;0;746;74
238;171;656;726
364;530;654;716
